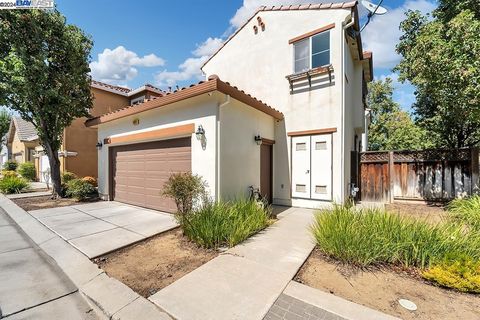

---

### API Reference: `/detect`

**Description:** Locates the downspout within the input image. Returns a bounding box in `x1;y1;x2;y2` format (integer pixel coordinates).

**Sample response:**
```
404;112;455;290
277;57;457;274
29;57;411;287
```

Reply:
216;94;230;201
341;13;355;202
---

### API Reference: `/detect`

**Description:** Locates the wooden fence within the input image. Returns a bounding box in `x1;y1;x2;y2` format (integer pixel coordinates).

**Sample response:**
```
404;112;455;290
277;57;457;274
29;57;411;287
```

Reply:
360;148;479;203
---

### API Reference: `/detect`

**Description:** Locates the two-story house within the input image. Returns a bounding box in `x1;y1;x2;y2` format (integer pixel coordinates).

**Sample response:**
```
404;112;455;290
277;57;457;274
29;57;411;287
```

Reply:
35;80;165;182
86;1;372;211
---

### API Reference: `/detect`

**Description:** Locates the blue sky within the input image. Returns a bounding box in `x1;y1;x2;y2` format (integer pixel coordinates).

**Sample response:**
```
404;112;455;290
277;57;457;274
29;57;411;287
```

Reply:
56;0;438;111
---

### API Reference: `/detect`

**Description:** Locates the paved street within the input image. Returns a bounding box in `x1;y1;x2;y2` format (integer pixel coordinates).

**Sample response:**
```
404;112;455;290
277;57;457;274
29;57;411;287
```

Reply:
0;209;98;319
29;201;177;258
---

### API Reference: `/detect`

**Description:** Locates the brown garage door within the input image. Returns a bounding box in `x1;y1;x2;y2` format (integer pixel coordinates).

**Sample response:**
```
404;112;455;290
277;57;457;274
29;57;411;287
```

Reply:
110;137;191;212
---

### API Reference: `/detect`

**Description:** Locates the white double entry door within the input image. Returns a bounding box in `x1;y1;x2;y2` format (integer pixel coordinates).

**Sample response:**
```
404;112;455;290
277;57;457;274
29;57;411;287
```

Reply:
291;134;332;201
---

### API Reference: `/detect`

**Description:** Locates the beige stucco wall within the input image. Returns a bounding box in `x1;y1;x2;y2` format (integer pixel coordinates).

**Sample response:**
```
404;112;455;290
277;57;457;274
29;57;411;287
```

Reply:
63;87;130;178
219;97;276;200
96;92;278;202
9;132;39;163
96;94;219;200
203;8;366;205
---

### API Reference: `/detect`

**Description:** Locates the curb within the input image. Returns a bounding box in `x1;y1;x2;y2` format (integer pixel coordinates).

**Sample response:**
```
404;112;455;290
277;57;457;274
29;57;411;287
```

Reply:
0;195;173;320
284;281;401;320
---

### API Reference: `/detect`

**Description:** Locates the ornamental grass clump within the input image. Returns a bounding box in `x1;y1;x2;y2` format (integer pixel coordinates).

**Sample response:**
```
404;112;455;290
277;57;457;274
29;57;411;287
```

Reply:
183;199;272;249
447;195;480;230
0;175;28;194
311;205;480;268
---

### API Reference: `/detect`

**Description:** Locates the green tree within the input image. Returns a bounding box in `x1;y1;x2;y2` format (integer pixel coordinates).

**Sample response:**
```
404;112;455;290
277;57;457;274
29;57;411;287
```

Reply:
367;78;433;151
395;6;480;148
0;10;93;196
0;108;11;144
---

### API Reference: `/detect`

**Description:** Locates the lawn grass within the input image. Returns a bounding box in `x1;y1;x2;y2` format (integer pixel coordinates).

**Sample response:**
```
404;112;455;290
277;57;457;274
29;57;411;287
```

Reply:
181;199;272;249
312;205;480;269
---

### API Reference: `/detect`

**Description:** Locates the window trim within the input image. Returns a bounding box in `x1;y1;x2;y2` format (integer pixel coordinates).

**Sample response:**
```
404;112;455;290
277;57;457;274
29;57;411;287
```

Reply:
292;28;332;74
289;23;335;44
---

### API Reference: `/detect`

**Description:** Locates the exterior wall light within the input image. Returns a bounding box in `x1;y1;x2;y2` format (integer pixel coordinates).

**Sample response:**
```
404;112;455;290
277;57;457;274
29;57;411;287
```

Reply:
96;141;103;150
254;135;262;145
196;125;205;140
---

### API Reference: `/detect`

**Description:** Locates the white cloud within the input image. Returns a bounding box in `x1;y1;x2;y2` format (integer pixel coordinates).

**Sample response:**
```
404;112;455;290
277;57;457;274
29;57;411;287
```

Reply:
155;38;223;87
362;0;436;69
90;46;165;84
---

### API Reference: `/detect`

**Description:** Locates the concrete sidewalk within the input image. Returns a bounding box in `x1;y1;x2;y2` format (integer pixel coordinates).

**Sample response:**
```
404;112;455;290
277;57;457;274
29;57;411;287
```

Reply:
0;195;173;320
149;207;316;320
0;209;98;319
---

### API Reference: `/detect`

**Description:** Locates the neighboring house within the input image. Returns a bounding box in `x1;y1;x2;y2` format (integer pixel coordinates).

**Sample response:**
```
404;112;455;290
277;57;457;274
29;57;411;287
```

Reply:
36;80;165;182
86;1;372;211
6;117;40;165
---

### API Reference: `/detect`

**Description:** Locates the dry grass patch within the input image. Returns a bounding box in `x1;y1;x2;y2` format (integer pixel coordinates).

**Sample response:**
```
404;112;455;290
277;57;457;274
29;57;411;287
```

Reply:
94;228;218;297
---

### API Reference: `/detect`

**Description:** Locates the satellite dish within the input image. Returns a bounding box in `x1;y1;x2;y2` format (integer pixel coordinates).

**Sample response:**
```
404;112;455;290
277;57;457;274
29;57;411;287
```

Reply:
360;0;388;31
362;0;387;15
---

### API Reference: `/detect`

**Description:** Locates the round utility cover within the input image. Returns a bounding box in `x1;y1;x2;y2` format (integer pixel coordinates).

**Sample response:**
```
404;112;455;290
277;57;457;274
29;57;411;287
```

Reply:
399;299;417;311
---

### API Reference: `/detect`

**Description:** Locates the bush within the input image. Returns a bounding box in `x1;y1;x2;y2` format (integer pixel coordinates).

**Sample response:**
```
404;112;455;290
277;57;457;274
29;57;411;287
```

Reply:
17;162;36;181
65;178;96;200
182;199;272;248
162;172;207;217
0;176;28;194
2;170;17;178
3;160;17;171
82;176;97;187
311;205;480;269
423;254;480;293
61;171;77;183
448;196;480;230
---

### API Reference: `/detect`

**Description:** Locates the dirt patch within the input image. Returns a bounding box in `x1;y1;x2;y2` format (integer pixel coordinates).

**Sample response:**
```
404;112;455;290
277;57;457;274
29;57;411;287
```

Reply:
11;195;90;211
94;228;218;297
295;249;480;320
385;202;448;224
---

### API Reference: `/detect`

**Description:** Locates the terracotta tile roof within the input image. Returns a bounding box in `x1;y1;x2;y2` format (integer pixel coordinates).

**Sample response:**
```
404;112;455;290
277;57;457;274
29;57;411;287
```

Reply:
259;1;357;11
85;75;284;127
91;80;131;94
202;1;358;70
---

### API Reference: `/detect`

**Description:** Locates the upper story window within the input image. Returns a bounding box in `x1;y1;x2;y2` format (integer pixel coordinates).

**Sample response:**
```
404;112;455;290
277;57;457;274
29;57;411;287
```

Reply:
294;30;330;74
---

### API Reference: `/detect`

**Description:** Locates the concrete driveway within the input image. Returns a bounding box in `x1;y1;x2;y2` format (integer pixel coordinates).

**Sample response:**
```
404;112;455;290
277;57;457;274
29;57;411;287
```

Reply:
29;201;177;258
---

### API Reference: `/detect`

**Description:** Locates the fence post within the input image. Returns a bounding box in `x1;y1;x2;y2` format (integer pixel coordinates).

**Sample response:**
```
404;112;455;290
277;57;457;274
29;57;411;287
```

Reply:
471;147;479;195
388;151;395;203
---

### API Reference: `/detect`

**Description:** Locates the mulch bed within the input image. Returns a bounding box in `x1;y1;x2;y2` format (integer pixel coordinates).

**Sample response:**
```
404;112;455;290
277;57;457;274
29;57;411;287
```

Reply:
94;228;218;297
12;195;98;211
295;248;480;320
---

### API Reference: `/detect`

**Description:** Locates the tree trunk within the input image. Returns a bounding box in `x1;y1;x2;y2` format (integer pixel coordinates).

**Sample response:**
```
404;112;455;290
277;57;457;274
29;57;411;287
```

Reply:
43;141;62;198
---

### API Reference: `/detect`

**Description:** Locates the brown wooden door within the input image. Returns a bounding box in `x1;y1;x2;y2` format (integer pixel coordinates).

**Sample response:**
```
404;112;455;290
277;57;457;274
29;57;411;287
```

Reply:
260;144;273;204
110;137;191;212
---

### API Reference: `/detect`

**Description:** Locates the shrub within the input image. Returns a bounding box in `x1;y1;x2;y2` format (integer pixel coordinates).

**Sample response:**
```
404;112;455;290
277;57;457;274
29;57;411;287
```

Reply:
182;199;272;248
3;160;17;171
423;254;480;293
82;176;97;187
61;171;77;183
311;205;480;268
17;162;36;181
65;178;96;200
0;176;28;194
2;170;17;178
447;196;480;230
162;172;207;218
